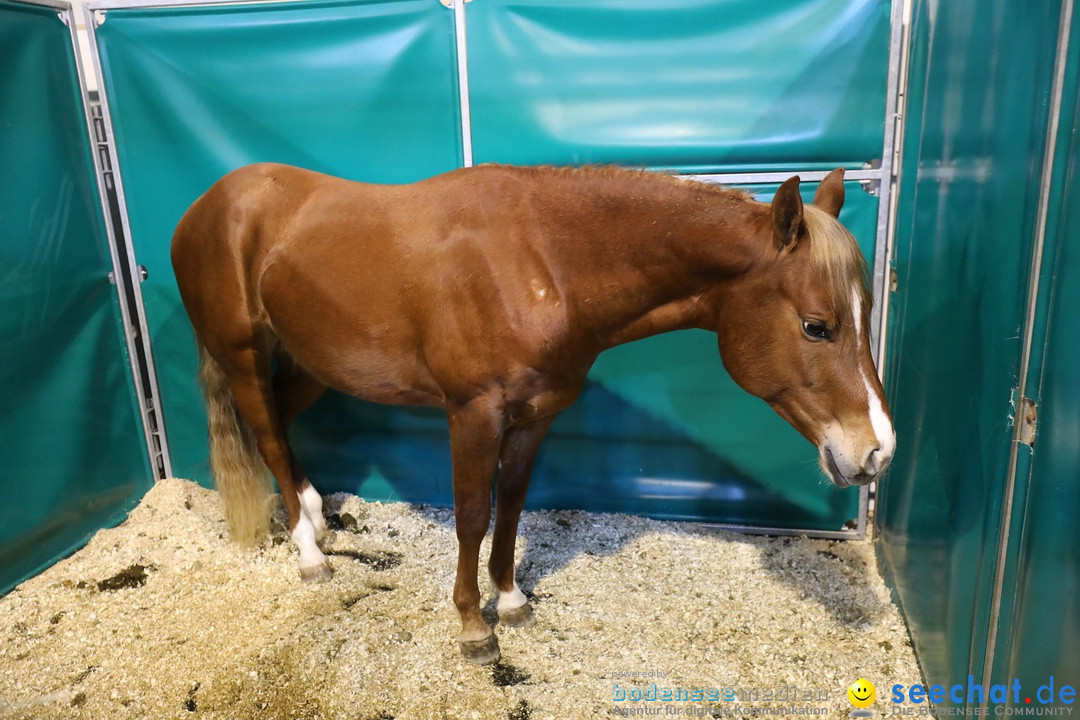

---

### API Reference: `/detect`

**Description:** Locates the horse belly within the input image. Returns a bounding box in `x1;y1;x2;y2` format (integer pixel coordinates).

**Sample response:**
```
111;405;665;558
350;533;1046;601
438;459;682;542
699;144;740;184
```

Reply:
305;344;443;407
259;259;444;408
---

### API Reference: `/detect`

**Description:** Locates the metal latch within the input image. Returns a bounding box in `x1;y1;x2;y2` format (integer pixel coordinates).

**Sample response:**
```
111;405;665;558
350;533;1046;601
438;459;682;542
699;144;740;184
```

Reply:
1017;397;1038;446
859;158;882;196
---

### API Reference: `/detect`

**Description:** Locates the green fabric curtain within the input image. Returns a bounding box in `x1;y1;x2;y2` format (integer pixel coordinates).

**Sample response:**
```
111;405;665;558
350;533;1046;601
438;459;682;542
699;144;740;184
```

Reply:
0;0;152;595
877;0;1077;709
92;0;889;531
468;0;890;171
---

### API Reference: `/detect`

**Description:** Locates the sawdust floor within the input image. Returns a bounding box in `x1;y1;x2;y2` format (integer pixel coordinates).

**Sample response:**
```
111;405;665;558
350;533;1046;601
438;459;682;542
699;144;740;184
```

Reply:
0;478;920;720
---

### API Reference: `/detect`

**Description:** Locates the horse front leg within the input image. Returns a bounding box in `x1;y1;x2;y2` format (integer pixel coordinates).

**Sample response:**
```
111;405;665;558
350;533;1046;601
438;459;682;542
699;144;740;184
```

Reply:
488;416;555;628
447;398;505;665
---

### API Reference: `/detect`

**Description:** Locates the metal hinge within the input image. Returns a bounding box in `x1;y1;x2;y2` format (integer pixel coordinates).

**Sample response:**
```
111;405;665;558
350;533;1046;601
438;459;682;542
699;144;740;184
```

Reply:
1017;396;1038;446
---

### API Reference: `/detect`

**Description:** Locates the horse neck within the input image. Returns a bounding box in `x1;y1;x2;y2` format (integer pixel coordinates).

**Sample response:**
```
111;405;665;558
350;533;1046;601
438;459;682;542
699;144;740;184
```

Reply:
542;173;769;349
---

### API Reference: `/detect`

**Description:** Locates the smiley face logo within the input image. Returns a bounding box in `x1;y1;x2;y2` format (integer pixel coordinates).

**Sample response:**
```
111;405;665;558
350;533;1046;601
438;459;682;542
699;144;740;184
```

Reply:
847;678;876;708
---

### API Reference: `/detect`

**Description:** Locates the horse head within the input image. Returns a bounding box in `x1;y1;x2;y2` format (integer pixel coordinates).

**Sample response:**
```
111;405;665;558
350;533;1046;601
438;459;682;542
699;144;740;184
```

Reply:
715;169;895;488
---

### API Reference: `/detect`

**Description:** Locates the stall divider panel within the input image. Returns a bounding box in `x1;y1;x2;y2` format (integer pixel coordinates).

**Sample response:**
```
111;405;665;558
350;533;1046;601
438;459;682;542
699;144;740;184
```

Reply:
465;0;892;171
876;0;1076;711
0;0;153;595
461;0;898;533
81;0;901;535
83;0;466;499
984;0;1080;702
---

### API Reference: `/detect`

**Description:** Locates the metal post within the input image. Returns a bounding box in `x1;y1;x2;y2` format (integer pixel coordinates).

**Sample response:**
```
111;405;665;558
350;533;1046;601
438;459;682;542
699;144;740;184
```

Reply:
70;3;174;480
452;0;474;167
871;0;914;376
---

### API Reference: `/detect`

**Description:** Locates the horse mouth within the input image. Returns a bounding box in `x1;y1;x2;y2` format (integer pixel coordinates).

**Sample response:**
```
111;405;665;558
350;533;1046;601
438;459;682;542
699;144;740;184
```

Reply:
822;448;849;488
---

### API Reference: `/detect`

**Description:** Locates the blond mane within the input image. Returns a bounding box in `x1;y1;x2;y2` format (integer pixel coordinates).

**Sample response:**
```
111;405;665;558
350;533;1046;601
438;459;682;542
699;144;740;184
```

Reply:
802;204;870;316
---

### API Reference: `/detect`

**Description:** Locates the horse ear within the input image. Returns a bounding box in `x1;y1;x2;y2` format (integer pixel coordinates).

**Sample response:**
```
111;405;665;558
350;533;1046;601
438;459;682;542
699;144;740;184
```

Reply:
772;175;804;252
813;168;845;218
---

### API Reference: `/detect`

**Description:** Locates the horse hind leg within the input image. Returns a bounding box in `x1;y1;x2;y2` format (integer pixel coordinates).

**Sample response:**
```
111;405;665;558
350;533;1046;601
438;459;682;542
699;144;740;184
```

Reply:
219;345;332;583
297;480;327;544
488;417;554;630
273;351;330;546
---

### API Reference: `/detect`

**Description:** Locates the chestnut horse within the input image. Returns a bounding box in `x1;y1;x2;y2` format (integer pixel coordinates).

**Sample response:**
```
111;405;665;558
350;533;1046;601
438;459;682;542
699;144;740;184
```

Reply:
171;163;894;665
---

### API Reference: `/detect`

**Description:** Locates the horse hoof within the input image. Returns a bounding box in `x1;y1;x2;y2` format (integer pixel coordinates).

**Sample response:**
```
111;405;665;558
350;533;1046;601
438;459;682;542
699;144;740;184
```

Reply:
459;634;501;665
498;603;535;628
300;561;333;583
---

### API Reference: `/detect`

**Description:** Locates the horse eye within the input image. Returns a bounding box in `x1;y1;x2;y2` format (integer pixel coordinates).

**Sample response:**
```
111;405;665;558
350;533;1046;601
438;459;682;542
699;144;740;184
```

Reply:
802;320;830;340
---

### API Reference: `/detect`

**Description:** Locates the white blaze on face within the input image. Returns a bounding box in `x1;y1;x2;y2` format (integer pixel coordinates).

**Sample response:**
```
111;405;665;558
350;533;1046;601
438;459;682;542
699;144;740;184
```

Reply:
851;287;896;470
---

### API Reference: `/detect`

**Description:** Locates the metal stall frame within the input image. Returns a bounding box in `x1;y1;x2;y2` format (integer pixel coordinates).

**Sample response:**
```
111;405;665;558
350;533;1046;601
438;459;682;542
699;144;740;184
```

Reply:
669;0;910;542
14;0;173;481
74;0;908;541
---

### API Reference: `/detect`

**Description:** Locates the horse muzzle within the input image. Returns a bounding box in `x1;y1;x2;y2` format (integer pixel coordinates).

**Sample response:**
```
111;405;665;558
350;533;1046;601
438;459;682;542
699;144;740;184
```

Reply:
819;438;894;488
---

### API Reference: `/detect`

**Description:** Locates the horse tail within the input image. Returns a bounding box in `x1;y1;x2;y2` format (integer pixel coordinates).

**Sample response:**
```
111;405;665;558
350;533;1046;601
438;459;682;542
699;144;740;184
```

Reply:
197;345;272;545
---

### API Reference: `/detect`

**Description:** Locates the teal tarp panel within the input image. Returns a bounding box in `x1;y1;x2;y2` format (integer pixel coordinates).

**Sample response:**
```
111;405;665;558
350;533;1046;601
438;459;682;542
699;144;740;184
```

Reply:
467;0;891;172
94;0;464;487
991;3;1080;700
996;149;1080;697
0;0;152;594
294;181;877;528
876;0;1064;709
95;0;883;529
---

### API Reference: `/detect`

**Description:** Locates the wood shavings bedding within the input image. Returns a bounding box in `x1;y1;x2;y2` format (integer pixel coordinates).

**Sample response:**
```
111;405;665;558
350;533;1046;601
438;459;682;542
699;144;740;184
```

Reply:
0;478;920;720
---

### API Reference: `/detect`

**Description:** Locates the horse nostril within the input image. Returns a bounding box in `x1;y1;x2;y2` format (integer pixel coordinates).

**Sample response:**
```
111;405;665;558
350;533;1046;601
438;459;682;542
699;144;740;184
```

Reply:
863;447;883;476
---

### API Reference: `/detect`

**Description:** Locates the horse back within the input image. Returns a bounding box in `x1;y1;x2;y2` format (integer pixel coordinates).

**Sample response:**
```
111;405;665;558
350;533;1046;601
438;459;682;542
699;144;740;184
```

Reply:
172;163;583;411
